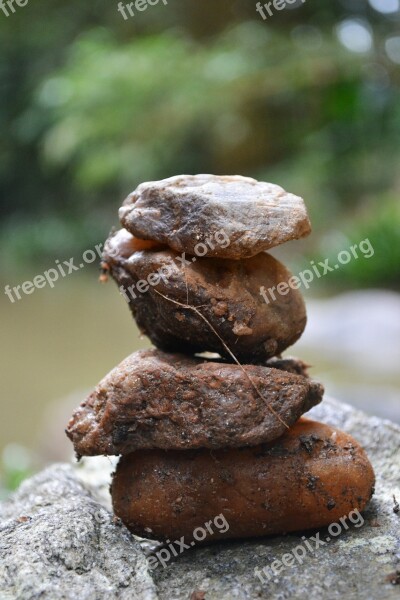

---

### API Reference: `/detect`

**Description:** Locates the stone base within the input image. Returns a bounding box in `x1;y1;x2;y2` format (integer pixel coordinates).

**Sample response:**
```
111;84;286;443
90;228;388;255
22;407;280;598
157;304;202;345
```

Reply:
1;398;399;599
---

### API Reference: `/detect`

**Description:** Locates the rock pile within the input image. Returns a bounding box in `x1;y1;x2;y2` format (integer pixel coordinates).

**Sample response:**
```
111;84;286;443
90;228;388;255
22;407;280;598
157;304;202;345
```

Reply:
66;174;375;543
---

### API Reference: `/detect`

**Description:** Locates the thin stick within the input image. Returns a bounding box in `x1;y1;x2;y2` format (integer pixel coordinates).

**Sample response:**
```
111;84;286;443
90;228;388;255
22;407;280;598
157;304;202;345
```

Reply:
183;262;189;306
154;290;289;429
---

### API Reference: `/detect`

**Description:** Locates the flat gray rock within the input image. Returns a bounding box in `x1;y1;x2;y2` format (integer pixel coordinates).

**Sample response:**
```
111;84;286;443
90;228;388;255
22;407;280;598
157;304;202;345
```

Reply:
119;174;311;259
1;398;399;599
0;464;157;600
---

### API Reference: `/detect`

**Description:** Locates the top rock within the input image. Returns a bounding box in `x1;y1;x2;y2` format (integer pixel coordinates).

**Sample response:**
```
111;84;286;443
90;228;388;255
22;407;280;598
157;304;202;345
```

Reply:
119;174;311;259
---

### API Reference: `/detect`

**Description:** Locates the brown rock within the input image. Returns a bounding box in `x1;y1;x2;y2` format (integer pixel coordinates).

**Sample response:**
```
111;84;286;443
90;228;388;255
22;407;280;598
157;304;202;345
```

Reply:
118;174;311;259
266;356;310;377
103;229;307;362
111;419;375;542
66;349;323;456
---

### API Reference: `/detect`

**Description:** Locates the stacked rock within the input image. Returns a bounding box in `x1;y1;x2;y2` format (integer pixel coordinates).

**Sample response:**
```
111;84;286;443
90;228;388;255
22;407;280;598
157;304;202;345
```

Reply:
66;175;375;543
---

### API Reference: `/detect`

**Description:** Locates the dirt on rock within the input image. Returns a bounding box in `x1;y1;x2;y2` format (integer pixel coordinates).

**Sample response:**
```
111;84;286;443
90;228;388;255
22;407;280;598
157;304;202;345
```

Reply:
103;229;307;363
66;349;324;456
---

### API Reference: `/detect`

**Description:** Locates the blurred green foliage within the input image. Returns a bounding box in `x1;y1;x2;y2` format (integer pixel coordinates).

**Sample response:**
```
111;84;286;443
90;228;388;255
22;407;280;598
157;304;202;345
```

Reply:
1;0;399;288
318;194;400;287
0;444;33;499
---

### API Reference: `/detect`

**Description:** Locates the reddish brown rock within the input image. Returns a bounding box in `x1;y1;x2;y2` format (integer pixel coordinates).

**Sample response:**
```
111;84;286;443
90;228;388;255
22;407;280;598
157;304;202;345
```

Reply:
118;174;311;259
111;419;375;542
66;349;323;456
103;229;307;363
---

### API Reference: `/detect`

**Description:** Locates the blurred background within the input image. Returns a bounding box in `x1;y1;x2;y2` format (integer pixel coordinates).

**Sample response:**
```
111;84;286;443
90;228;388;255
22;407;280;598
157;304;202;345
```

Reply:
1;0;399;496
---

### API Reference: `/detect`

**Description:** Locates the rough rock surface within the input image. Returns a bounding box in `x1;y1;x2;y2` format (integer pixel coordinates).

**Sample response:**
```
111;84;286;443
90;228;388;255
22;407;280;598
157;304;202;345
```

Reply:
66;349;323;455
104;229;307;362
1;398;399;599
112;419;374;542
152;398;400;600
0;464;157;600
118;174;311;259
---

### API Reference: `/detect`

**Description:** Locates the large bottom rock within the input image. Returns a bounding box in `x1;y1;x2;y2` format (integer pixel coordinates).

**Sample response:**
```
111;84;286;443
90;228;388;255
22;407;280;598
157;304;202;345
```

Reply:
0;398;399;599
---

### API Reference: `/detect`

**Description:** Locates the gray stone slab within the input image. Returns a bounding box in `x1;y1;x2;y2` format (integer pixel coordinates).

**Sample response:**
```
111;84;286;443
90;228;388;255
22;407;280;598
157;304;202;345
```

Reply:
0;464;157;600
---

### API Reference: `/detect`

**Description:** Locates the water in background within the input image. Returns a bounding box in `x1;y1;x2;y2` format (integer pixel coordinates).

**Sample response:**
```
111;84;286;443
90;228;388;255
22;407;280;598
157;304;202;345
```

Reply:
0;272;149;465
